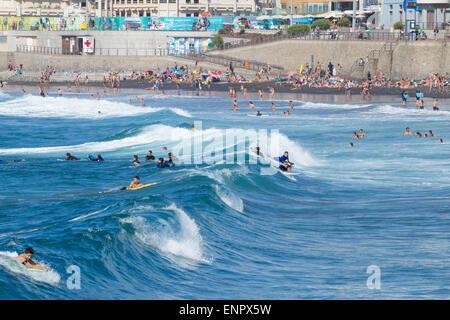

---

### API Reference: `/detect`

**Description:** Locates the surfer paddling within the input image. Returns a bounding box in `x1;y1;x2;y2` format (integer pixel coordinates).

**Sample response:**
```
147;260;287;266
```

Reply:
17;248;48;272
123;176;144;190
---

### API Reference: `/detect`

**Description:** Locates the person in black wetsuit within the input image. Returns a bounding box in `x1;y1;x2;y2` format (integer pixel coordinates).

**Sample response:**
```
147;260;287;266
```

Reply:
157;157;166;168
166;153;175;167
16;247;48;271
65;153;79;160
145;150;155;161
132;155;140;166
89;154;104;161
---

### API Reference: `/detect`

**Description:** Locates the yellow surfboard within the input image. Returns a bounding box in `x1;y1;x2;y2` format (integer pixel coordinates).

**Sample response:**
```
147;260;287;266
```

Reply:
129;182;158;190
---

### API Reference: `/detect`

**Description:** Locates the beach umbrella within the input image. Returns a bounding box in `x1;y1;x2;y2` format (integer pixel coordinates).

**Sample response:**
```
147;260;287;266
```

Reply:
208;71;221;77
144;68;152;72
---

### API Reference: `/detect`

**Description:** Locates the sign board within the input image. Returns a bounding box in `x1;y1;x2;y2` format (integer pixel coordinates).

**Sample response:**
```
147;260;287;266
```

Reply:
82;36;94;54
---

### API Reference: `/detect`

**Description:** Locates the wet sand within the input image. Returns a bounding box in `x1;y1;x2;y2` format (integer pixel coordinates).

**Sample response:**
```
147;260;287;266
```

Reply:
4;78;449;99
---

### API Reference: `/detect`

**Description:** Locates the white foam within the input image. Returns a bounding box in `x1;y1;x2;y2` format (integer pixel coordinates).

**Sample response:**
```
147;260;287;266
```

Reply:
169;107;192;118
119;203;210;265
0;94;164;119
300;101;368;110
365;104;450;118
69;205;112;222
0;124;318;169
0;251;60;285
214;185;244;213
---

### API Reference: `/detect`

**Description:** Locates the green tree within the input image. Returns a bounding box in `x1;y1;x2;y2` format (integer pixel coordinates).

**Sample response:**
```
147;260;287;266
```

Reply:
311;19;331;31
393;21;404;30
338;18;350;27
287;24;311;36
212;34;224;49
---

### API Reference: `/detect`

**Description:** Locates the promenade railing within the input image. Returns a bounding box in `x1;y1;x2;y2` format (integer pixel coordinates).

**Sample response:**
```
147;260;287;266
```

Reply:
16;45;168;56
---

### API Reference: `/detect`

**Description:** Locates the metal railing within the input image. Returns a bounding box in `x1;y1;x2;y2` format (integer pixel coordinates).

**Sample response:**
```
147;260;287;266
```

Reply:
16;44;168;56
217;31;413;51
16;45;62;55
182;53;285;73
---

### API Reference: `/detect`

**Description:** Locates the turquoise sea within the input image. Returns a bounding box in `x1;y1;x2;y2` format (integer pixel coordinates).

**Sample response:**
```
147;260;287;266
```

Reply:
0;90;449;299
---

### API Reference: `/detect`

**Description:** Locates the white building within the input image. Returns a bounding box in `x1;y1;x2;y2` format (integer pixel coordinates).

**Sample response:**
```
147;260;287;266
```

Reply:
0;0;257;17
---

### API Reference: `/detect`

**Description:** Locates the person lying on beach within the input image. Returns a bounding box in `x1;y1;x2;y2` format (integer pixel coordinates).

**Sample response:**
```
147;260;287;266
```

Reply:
17;247;48;272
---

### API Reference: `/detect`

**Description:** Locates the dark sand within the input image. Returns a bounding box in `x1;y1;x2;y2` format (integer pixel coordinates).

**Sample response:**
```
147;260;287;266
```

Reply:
4;78;450;99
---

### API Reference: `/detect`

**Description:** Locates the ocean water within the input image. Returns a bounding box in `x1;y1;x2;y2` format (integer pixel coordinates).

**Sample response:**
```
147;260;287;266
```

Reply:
0;90;449;299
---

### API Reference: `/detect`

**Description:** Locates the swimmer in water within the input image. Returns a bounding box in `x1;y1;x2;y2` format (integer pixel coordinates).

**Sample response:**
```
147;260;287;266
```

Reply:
17;247;48;272
253;146;264;157
283;111;290;116
256;110;262;116
416;132;422;137
438;138;443;143
65;153;79;160
428;130;435;137
124;176;143;190
191;124;195;131
353;132;359;140
359;129;367;138
157;157;166;168
249;101;255;109
132;155;140;165
89;154;104;161
145;150;155;161
166;153;175;167
271;103;276;111
233;99;238;111
289;101;294;111
432;99;440;111
349;142;354;147
404;127;413;136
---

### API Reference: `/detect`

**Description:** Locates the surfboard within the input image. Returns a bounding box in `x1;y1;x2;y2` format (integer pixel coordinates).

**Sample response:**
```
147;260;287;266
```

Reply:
128;182;158;190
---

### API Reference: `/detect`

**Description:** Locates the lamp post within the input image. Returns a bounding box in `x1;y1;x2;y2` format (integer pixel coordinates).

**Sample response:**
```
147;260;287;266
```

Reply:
352;0;356;39
290;0;293;26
